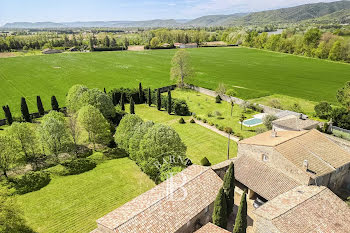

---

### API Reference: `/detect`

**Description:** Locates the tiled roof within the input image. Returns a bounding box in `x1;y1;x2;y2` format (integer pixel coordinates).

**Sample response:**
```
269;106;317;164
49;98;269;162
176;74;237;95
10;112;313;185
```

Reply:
239;130;307;147
275;129;350;176
240;129;350;176
234;156;301;200
255;185;350;233
272;115;319;131
96;165;222;233
195;223;230;233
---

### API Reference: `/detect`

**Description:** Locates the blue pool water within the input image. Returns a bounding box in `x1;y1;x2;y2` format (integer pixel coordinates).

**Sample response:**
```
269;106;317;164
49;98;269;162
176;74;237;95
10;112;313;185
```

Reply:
243;118;263;127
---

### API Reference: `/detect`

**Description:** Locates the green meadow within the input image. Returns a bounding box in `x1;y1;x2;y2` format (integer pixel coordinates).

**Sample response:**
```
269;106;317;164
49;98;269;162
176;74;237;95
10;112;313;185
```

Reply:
0;47;349;118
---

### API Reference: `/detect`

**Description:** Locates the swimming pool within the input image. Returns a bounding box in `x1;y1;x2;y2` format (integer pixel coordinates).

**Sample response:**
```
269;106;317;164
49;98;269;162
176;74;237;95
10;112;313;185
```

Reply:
242;118;263;127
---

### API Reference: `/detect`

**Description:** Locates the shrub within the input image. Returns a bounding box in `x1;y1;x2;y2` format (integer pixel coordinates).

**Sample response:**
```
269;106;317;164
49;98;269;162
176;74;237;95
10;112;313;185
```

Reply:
226;89;237;97
207;111;213;117
173;100;190;116
255;127;268;134
12;171;51;194
214;111;222;116
234;133;244;140
203;119;207;123
224;127;233;134
290;103;303;113
200;157;211;166
179;117;185;124
248;103;264;113
314;101;332;119
197;116;202;121
61;158;96;175
263;114;278;130
102;148;128;159
209;122;214;126
269;99;282;109
216;95;221;103
190;119;195;123
218;125;224;131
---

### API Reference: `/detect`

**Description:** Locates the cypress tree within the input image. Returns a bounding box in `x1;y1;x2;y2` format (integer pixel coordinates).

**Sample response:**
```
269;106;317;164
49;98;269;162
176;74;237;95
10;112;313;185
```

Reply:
139;82;144;103
148;88;152;106
120;93;125;111
2;105;13;125
21;97;31;122
130;97;135;114
223;162;235;217
212;187;227;229
233;190;247;233
156;89;161;111
37;96;45;115
167;89;172;114
51;96;59;111
104;88;106;94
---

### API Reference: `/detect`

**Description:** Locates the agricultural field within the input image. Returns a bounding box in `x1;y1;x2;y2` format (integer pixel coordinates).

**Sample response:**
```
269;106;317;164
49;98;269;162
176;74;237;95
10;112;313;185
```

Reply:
0;47;349;118
133;104;237;165
15;156;155;233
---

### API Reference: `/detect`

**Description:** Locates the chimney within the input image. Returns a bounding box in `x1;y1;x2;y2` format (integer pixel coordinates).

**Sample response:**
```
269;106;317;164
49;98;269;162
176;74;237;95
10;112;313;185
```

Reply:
303;160;309;171
271;129;277;138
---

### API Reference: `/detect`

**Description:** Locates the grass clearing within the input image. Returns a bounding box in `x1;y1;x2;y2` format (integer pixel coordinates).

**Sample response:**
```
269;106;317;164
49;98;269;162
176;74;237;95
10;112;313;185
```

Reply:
0;47;349;118
133;104;237;165
171;89;262;139
16;156;155;233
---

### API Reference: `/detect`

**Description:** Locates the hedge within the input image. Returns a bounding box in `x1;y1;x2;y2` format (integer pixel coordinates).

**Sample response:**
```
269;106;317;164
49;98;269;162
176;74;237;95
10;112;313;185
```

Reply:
12;171;51;194
61;158;96;175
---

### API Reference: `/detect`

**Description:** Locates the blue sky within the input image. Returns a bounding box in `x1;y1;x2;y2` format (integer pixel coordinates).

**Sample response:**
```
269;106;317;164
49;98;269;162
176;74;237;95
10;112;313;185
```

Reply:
0;0;336;25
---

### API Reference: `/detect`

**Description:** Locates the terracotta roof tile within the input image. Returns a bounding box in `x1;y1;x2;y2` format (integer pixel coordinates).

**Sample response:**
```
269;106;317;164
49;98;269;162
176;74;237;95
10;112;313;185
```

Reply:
255;186;350;233
96;165;223;233
234;156;301;200
195;223;230;233
273;115;319;131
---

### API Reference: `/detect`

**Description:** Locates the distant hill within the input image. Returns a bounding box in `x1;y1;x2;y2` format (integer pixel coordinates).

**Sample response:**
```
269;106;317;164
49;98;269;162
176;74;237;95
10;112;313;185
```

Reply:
2;19;186;29
233;0;350;25
186;13;248;27
2;1;350;28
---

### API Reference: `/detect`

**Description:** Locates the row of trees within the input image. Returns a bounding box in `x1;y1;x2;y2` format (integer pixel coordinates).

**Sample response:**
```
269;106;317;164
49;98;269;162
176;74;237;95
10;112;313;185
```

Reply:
224;28;349;62
212;163;247;233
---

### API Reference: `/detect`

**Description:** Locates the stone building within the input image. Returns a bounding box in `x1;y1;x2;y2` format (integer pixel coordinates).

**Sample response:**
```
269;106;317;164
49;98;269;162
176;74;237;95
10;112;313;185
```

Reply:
91;165;222;233
253;185;350;233
195;223;229;233
236;129;350;198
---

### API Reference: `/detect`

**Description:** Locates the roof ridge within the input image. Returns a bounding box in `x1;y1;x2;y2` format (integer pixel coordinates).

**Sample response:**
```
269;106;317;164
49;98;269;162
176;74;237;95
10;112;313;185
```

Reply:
271;186;326;221
273;130;309;147
111;166;211;231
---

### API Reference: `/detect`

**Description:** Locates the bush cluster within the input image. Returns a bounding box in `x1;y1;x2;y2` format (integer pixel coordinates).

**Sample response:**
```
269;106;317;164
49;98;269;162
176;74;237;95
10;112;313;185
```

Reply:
201;157;211;166
12;171;51;194
61;158;96;175
109;87;145;105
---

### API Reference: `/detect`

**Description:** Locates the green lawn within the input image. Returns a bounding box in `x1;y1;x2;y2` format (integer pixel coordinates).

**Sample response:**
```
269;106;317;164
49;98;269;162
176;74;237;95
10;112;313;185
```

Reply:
0;47;349;118
171;89;262;139
16;156;155;233
133;104;237;165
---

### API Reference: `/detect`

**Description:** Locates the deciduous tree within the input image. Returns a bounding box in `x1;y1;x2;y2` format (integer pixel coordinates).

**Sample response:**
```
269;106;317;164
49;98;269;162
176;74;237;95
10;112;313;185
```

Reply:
0;135;20;179
78;105;110;151
170;49;193;87
115;114;143;152
337;81;350;110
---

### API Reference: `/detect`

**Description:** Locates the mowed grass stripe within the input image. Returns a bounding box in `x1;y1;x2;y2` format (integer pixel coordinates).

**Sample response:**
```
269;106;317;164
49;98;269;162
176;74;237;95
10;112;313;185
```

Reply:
133;104;237;164
16;157;155;233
